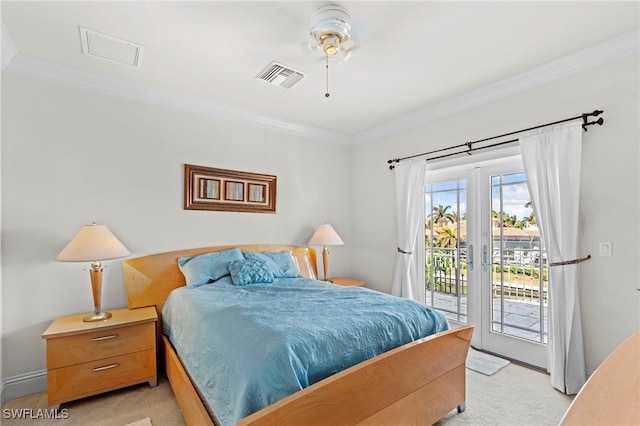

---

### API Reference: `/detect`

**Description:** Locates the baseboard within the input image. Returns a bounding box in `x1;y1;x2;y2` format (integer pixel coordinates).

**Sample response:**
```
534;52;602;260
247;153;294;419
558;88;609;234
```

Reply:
0;369;47;405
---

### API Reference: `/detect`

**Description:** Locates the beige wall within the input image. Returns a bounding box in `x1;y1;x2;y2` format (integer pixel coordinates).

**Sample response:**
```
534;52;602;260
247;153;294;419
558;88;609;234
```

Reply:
0;73;352;397
350;54;640;374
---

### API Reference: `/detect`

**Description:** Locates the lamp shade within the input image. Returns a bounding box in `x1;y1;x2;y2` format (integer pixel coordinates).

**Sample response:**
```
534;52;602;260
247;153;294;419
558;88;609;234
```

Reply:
308;224;344;246
56;223;130;262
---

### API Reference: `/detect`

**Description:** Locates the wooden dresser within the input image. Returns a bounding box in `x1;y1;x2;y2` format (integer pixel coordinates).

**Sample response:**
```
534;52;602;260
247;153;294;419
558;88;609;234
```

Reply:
42;307;157;407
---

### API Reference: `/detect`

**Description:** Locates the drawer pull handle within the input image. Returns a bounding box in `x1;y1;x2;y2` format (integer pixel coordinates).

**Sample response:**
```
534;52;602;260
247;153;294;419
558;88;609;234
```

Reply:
91;334;119;342
92;363;119;372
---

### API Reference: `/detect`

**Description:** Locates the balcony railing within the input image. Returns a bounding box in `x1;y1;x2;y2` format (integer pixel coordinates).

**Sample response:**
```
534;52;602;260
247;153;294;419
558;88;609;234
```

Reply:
426;246;548;343
426;247;548;303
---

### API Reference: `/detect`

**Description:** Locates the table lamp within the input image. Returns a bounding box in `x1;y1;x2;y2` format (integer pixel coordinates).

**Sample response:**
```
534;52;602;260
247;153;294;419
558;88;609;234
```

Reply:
56;223;130;322
308;223;344;281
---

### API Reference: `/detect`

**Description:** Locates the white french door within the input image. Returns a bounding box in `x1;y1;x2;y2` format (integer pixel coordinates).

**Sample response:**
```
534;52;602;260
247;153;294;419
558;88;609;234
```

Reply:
424;151;548;369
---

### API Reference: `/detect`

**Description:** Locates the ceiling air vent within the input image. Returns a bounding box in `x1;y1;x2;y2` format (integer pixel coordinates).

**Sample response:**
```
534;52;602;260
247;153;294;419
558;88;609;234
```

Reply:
256;61;306;89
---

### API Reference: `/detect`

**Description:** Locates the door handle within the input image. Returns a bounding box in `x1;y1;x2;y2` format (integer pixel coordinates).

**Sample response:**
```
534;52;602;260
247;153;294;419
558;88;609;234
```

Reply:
468;244;474;270
482;245;489;272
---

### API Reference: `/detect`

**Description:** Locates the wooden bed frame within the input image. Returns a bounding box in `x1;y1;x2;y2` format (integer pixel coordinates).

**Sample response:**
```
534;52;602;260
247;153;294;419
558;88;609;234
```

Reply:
122;244;473;426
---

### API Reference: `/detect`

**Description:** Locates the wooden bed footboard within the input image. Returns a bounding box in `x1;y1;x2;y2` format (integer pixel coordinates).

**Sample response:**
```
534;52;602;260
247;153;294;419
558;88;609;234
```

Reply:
162;325;473;426
239;325;473;426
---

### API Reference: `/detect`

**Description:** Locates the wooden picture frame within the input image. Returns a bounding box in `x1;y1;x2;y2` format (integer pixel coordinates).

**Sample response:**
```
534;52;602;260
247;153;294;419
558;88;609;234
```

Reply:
184;164;277;213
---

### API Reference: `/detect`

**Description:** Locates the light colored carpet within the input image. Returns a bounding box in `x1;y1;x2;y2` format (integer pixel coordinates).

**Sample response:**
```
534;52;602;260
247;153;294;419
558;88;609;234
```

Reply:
0;375;185;426
466;347;510;375
3;366;572;425
436;364;574;426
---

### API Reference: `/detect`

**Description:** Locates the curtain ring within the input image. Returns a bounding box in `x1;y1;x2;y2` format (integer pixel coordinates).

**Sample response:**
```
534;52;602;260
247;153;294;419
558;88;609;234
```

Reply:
397;247;413;254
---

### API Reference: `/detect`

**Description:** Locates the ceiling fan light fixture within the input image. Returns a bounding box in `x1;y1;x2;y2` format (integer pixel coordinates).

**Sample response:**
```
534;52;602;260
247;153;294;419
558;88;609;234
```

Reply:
322;35;341;56
308;4;357;61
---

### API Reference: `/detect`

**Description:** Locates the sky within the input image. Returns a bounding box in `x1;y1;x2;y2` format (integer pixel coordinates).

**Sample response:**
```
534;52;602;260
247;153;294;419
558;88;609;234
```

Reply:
425;172;535;222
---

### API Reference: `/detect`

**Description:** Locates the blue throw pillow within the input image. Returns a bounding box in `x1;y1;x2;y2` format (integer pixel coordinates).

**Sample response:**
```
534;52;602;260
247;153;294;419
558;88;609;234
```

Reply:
228;258;275;286
178;248;244;288
243;251;302;278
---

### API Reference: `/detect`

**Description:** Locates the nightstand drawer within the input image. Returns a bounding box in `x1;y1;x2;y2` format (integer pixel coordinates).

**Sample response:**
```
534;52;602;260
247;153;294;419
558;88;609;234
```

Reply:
46;322;155;369
47;349;156;405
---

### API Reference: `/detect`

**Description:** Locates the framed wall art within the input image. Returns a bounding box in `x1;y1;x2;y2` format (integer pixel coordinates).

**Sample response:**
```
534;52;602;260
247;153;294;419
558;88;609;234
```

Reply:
184;164;277;213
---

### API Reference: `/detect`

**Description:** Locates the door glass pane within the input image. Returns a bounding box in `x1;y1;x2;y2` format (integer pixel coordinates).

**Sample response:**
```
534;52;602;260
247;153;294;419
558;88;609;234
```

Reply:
490;172;547;344
425;179;467;323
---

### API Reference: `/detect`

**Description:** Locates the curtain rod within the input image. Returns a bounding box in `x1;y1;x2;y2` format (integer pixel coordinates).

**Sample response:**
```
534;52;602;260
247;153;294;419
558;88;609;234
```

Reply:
387;110;604;170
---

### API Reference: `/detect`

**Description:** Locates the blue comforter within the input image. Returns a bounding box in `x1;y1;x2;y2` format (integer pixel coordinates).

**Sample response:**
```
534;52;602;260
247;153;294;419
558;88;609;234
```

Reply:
162;276;449;425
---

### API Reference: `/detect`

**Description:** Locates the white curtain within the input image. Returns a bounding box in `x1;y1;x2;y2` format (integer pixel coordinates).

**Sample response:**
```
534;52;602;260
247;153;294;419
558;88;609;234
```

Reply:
519;121;586;394
391;160;426;303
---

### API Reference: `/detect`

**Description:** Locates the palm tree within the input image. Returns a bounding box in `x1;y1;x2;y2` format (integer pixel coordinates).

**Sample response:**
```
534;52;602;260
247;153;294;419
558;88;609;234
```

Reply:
437;226;458;248
430;204;456;226
448;211;459;225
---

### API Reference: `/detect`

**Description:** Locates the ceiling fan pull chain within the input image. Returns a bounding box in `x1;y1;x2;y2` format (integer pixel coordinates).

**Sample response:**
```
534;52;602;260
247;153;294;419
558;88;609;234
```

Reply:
325;54;330;98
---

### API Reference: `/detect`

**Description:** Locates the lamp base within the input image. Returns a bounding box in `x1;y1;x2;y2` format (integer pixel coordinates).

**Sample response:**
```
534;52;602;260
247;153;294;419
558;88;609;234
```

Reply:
83;311;112;322
321;246;330;281
84;262;111;322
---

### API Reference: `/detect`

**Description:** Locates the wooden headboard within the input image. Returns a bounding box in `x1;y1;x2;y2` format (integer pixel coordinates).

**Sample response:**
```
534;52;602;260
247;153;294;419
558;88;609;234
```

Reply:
122;245;318;309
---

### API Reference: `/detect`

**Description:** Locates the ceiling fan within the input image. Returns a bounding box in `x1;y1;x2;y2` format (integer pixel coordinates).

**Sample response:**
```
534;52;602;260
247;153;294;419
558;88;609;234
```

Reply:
305;3;360;97
306;4;360;63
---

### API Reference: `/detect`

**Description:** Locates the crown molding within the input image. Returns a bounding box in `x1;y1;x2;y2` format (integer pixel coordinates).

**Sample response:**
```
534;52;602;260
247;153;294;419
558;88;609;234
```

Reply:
350;27;640;145
2;25;638;145
3;54;350;146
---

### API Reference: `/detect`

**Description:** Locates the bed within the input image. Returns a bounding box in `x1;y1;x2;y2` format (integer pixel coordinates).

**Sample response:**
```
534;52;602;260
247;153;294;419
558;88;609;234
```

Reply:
122;245;473;426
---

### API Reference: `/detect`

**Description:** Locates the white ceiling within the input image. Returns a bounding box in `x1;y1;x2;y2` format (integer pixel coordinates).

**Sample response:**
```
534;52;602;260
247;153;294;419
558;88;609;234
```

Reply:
2;1;639;143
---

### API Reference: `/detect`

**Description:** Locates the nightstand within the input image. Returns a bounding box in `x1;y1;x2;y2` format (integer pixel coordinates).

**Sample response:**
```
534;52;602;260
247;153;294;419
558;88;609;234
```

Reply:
42;307;157;408
330;278;366;287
